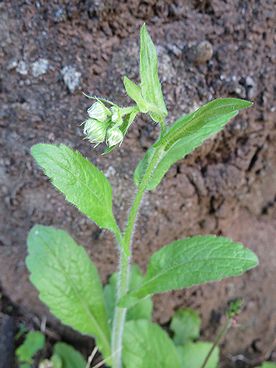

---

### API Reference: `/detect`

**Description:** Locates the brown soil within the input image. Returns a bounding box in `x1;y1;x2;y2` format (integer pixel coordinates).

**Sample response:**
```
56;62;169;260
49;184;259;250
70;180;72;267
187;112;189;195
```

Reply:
0;0;275;366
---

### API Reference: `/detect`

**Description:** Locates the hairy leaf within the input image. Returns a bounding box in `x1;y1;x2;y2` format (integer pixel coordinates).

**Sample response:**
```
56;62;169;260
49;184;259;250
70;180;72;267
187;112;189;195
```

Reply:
120;236;258;307
31;144;119;235
177;342;219;368
53;343;86;368
140;24;167;122
26;225;111;360
170;308;201;345
16;331;45;364
135;98;252;189
123;77;148;113
104;265;152;324
123;320;180;368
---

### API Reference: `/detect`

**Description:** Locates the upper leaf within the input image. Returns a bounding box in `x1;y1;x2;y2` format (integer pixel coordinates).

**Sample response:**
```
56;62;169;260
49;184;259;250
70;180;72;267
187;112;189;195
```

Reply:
134;98;252;190
31;144;119;235
170;308;201;345
53;342;86;368
177;342;219;368
26;225;111;360
119;235;258;307
123;77;148;113
140;24;167;122
104;265;152;324
123;320;181;368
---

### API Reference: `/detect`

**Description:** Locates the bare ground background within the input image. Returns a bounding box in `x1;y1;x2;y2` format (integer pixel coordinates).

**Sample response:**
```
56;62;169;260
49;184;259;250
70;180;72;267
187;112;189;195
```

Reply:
0;0;275;367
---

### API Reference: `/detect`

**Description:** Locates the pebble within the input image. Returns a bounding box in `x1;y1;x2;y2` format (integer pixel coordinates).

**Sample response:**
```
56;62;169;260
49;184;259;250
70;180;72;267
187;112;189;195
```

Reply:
61;66;81;93
31;58;49;77
16;60;28;75
187;41;213;64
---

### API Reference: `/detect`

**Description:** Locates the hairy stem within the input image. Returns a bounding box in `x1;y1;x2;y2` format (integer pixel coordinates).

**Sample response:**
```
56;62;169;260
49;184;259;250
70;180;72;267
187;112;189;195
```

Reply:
111;146;163;368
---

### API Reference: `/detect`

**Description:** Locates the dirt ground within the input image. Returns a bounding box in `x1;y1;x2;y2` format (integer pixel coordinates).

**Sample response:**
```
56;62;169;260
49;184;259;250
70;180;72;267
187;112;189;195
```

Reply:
0;0;275;367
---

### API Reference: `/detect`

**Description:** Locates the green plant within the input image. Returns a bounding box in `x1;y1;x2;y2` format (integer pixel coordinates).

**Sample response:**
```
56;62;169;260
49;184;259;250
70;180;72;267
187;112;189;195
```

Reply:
16;331;45;368
26;24;259;368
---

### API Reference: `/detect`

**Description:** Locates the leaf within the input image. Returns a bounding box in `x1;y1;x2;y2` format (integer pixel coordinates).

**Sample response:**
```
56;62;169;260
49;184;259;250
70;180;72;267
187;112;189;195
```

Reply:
257;363;276;368
31;144;119;235
177;342;219;368
140;24;167;122
123;77;148;113
16;331;45;364
123;320;181;368
53;343;86;368
134;98;252;190
170;308;201;345
104;265;152;324
119;235;258;307
26;225;111;360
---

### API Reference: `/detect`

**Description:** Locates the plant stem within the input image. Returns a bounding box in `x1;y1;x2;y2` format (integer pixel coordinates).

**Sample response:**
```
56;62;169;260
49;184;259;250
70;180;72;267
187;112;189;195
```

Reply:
200;318;232;368
111;146;163;368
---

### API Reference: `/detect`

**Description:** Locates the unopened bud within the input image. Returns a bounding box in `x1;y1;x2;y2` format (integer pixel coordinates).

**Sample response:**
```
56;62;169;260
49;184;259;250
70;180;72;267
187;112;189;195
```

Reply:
87;101;110;122
83;118;109;145
107;127;124;147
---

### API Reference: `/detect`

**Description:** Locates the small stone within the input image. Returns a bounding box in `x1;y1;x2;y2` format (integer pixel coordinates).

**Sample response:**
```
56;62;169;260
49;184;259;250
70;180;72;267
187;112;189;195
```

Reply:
187;41;213;64
16;60;28;75
61;66;81;93
31;58;49;77
6;59;18;71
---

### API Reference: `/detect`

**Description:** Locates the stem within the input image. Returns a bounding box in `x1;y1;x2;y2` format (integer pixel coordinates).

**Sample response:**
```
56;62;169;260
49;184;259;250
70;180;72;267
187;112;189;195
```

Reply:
200;318;232;368
111;146;163;368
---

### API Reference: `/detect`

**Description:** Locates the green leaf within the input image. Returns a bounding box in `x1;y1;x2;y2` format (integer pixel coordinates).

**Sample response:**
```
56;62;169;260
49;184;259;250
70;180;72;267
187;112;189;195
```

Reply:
134;98;252;190
170;308;201;345
119;235;258;307
140;24;167;123
53;342;86;368
26;225;111;360
16;331;45;363
104;265;152;324
123;77;148;113
51;355;63;368
31;144;119;235
123;320;181;368
257;363;276;368
177;342;219;368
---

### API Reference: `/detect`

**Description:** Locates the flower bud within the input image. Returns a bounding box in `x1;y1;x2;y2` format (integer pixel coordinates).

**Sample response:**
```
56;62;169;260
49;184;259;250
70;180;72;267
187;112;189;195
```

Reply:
83;118;109;145
87;101;110;122
111;106;123;126
106;127;124;147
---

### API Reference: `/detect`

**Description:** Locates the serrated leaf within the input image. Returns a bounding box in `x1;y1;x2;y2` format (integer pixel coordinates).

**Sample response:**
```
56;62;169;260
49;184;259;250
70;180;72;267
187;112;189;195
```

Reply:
53;343;86;368
26;225;111;360
104;265;152;324
16;331;45;364
140;24;167;122
31;144;119;235
123;320;181;368
177;342;219;368
119;235;258;307
123;77;148;113
170;308;201;345
134;98;252;189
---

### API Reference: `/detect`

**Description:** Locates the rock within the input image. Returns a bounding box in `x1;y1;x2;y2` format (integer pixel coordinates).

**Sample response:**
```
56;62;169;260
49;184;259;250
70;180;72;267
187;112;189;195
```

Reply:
31;58;49;77
0;314;15;368
187;41;213;64
16;60;28;75
61;66;81;93
6;59;17;71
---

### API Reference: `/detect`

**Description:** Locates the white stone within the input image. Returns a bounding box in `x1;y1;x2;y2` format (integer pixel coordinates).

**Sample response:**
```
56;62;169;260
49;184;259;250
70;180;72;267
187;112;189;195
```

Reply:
31;58;49;77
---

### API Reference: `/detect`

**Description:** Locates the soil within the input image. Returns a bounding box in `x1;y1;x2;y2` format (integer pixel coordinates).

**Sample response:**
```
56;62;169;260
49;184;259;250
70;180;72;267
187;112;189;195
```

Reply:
0;0;275;367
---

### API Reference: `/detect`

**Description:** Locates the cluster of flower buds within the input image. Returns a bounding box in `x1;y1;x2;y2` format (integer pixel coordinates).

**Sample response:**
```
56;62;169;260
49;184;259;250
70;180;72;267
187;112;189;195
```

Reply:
82;100;124;147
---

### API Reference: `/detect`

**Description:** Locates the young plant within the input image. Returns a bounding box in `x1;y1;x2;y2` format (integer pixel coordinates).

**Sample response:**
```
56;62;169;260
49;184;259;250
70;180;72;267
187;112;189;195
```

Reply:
26;24;259;368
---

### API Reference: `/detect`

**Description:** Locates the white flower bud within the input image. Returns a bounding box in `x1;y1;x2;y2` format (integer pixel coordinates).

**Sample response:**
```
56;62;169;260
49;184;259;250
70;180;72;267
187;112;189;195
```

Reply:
111;106;123;125
87;101;110;122
106;127;124;147
83;118;108;144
